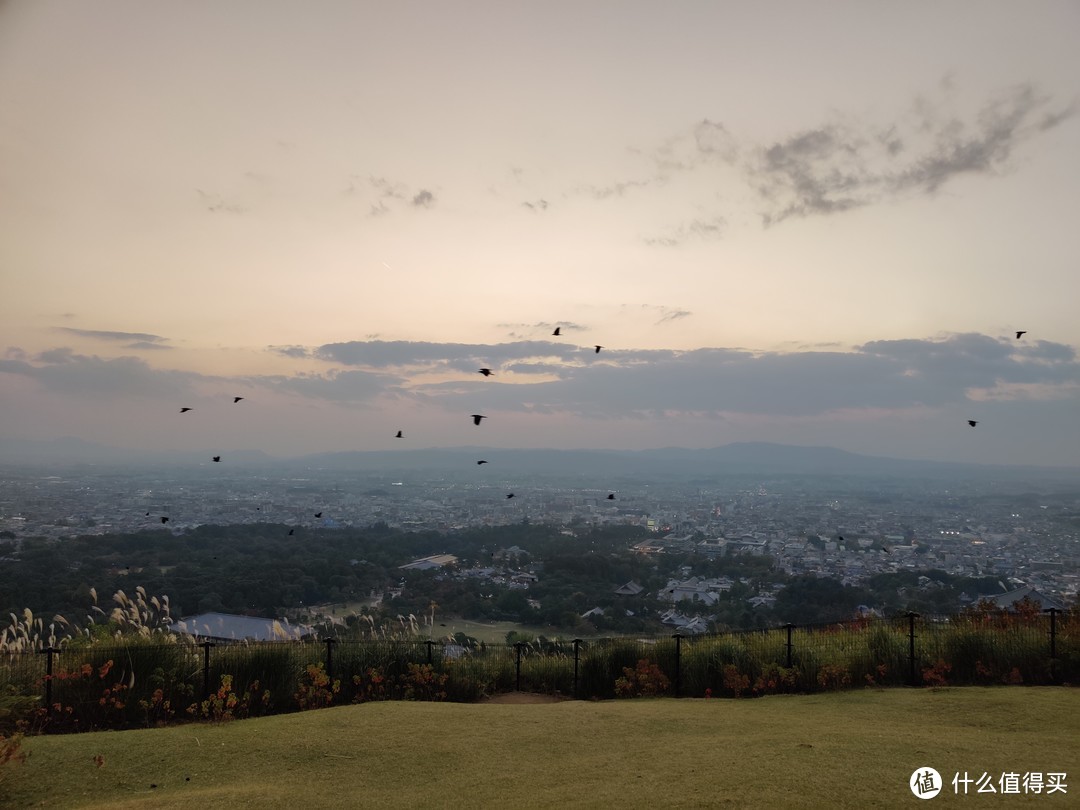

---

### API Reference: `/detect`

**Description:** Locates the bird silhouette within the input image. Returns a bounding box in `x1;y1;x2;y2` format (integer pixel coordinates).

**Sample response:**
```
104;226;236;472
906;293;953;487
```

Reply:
180;407;192;413
594;345;603;354
837;535;845;543
212;456;221;462
478;368;493;377
477;460;489;465
506;493;515;499
160;516;169;524
968;420;978;427
288;528;295;536
882;545;891;554
233;397;244;403
552;327;561;336
145;512;150;516
1015;331;1026;339
607;493;615;500
471;414;486;425
314;512;322;518
395;430;403;438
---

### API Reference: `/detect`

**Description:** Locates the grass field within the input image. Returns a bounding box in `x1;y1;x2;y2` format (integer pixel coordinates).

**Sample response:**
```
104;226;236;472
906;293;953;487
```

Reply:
3;688;1077;808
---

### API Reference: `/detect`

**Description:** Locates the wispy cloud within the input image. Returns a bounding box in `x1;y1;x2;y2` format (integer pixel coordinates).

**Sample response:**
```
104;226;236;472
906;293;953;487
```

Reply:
54;327;169;344
644;217;725;246
644;81;1072;228
268;345;312;359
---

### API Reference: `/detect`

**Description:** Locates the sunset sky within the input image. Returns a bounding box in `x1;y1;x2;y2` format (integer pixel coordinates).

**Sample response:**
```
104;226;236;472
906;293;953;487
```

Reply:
2;1;1078;466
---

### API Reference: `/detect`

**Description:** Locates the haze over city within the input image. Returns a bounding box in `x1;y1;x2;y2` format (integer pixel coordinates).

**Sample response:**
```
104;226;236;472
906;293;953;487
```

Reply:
2;1;1079;466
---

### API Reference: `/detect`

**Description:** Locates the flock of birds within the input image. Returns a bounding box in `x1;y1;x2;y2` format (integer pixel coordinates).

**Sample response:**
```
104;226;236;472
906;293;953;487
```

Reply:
151;327;618;530
147;327;1031;530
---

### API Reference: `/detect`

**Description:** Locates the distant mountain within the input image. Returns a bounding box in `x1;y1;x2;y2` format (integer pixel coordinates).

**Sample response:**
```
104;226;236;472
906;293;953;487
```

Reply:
2;437;1078;483
0;437;275;468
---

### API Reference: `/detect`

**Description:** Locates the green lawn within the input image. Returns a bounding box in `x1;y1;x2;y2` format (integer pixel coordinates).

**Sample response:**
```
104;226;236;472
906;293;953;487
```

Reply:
3;688;1077;808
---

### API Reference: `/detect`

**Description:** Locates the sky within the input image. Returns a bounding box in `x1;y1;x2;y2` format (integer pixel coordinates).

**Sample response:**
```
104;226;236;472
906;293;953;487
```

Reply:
1;0;1079;466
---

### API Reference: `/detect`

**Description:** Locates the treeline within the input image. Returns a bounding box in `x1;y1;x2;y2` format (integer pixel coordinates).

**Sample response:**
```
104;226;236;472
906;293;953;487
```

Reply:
0;522;1022;633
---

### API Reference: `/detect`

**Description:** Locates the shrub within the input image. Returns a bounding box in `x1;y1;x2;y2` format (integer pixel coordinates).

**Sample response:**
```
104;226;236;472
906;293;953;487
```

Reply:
294;664;340;710
614;659;671;698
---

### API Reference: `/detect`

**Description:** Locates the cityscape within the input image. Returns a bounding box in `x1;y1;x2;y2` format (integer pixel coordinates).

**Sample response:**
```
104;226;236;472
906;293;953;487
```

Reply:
3;441;1076;627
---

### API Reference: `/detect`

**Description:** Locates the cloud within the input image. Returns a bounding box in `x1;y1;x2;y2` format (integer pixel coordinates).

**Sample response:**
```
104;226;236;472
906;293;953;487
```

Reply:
257;369;402;404
54;328;169;344
644;217;725;246
654;307;692;324
126;341;173;351
412;189;435;208
404;333;1080;419
578;177;662;200
496;322;588;339
195;189;246;214
647;81;1071;227
0;351;199;398
268;345;312;359
749;83;1073;225
315;340;583;371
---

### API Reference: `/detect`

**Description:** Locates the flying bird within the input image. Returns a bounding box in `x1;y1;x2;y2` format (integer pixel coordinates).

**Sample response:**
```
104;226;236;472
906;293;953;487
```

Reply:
552;327;561;336
471;414;486;425
594;345;603;354
1015;331;1026;339
967;420;978;427
506;493;515;499
180;407;192;413
395;430;403;438
212;456;221;462
233;397;244;403
288;528;295;536
314;512;322;518
160;516;169;524
607;493;615;500
478;368;493;377
477;460;489;465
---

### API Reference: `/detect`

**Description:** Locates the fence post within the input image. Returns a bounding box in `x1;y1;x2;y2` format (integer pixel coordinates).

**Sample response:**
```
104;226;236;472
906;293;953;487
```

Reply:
201;640;215;699
324;637;337;683
906;612;920;687
1044;608;1059;684
572;638;582;699
784;623;794;669
39;646;57;715
672;634;684;698
514;642;524;691
425;639;436;665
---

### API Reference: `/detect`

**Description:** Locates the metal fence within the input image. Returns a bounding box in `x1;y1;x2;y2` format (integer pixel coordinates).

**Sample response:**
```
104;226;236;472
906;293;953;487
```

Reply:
1;609;1073;733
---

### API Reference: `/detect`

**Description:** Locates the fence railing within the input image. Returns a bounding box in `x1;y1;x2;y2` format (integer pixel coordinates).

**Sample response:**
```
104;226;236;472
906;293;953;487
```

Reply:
1;609;1074;733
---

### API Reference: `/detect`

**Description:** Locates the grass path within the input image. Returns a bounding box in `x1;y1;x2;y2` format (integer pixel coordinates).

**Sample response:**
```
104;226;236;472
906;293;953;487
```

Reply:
4;688;1078;808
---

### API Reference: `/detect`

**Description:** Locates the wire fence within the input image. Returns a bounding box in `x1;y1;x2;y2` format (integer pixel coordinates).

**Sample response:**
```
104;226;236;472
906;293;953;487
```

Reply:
1;609;1074;733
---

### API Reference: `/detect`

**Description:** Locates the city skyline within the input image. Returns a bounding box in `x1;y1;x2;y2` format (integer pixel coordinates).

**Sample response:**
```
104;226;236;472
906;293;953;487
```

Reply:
2;1;1079;465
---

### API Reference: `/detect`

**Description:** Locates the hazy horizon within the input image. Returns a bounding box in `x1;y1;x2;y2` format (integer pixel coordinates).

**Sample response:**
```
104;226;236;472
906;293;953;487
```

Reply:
3;1;1079;466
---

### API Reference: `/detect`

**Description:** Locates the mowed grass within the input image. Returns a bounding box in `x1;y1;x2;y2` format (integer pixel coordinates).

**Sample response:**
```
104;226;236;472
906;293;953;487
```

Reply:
4;688;1078;809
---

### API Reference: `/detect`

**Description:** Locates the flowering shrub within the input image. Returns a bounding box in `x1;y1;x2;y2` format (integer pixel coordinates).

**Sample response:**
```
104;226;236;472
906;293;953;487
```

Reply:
351;667;390;703
816;664;852;691
187;674;263;722
294;664;340;710
921;659;952;687
721;664;750;698
753;664;799;695
614;659;671;698
399;663;448;702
